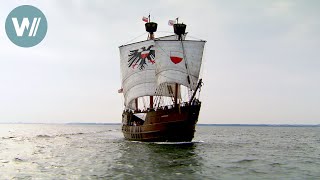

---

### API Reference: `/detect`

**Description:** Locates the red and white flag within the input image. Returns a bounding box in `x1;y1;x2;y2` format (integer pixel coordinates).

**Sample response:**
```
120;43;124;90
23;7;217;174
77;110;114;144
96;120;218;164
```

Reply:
168;20;175;26
142;16;149;22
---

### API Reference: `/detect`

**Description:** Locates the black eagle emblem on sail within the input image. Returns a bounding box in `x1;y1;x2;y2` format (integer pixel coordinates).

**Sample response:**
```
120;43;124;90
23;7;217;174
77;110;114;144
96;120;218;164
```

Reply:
128;45;155;70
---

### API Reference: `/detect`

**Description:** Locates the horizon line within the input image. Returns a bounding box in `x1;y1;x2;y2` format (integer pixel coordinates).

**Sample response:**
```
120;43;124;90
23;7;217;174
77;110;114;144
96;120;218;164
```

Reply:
0;122;319;127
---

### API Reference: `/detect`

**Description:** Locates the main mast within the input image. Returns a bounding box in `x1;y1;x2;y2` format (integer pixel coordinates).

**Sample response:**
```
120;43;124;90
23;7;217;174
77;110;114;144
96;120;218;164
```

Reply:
145;15;157;110
172;18;187;107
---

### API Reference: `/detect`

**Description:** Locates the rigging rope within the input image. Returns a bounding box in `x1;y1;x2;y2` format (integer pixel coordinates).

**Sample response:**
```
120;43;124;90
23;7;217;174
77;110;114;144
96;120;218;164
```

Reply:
123;32;148;45
181;40;195;89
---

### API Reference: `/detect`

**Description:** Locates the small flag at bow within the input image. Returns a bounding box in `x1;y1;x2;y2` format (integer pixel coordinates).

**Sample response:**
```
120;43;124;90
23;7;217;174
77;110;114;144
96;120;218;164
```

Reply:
168;20;175;26
142;16;149;23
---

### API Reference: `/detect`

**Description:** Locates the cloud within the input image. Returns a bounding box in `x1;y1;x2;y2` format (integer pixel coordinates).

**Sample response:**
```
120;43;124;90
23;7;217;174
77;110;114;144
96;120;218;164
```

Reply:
0;0;319;124
264;1;292;17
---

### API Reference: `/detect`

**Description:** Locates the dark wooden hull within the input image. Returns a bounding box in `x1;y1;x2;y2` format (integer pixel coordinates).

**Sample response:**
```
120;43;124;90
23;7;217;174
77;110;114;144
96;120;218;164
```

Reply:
121;104;201;142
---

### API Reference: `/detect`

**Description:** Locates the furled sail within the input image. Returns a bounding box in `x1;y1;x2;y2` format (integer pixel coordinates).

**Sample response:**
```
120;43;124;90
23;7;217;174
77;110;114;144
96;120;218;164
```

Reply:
154;40;206;90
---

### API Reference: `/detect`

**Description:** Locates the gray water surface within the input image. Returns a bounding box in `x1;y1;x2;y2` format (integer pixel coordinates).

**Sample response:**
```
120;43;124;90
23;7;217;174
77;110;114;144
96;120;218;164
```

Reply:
0;124;319;179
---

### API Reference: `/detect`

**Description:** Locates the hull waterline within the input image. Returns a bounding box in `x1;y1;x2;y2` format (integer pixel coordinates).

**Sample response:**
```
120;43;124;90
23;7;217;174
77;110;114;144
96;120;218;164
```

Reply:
121;104;201;142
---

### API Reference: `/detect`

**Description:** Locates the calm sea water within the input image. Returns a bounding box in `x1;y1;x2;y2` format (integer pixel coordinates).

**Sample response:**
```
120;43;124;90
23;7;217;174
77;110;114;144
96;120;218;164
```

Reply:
0;124;319;179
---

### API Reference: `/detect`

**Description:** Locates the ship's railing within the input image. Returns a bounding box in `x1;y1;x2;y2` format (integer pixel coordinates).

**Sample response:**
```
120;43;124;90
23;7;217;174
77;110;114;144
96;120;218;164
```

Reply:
123;99;201;114
123;99;201;127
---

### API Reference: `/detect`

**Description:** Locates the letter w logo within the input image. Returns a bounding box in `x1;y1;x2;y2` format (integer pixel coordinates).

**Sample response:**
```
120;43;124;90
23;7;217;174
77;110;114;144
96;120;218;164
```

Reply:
11;17;41;37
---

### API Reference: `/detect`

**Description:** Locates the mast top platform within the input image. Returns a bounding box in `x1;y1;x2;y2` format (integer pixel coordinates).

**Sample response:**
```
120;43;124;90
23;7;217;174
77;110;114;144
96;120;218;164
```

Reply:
145;22;158;34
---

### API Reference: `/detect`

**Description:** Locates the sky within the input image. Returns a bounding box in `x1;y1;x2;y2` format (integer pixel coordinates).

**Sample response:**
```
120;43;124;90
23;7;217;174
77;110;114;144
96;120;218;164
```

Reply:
0;0;319;124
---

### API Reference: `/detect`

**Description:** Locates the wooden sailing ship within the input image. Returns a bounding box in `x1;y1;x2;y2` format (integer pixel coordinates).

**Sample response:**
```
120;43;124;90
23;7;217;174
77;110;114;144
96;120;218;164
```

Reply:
119;17;206;142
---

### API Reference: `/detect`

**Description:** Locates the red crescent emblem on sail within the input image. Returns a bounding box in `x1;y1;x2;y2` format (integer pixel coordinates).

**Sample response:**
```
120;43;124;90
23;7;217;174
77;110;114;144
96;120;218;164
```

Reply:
170;56;183;64
170;51;183;64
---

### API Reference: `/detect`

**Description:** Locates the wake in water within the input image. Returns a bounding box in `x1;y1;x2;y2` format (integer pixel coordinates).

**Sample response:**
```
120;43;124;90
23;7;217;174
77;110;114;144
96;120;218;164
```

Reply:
153;141;204;145
127;140;205;146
